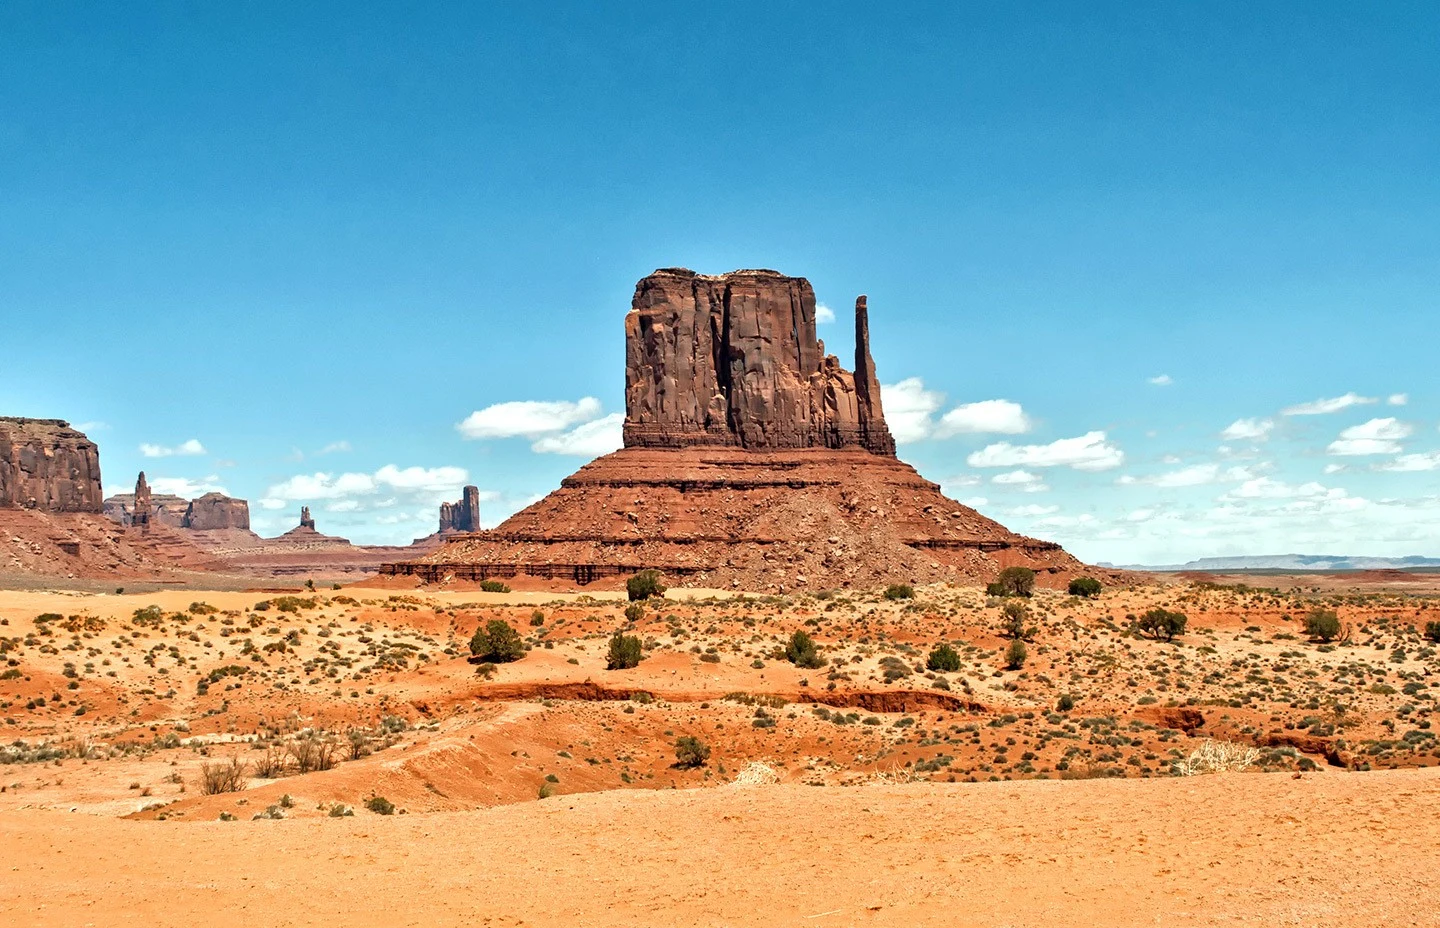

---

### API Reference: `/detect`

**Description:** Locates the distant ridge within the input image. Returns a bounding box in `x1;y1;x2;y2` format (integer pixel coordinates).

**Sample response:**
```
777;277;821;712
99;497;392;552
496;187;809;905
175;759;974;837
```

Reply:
1099;554;1440;572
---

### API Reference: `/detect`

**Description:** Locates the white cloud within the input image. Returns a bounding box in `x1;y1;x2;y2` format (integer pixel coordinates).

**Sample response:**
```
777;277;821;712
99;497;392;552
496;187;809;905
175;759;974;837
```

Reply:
880;378;943;444
1220;418;1273;441
76;421;109;432
147;475;228;498
991;469;1048;492
1225;477;1342;501
1282;392;1377;416
1007;504;1060;517
1148;374;1173;386
967;431;1124;472
456;397;603;439
958;497;989;509
1374;452;1440;472
140;439;207;458
1150;463;1221;487
530;413;624;457
1126;508;1156;523
319;440;352;454
1387;393;1409;406
815;303;836;324
936;399;1032;436
1326;417;1413;456
260;464;469;513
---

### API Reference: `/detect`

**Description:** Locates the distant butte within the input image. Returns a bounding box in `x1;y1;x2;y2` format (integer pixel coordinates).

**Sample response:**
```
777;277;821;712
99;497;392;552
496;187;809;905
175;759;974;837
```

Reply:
387;268;1098;591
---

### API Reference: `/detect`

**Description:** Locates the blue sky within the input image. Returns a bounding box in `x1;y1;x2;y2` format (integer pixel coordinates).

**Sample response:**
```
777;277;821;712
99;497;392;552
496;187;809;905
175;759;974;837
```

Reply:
2;2;1437;563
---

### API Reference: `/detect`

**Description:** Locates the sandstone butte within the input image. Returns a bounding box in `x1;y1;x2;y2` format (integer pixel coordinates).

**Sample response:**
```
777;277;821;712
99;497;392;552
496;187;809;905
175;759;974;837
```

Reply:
389;268;1096;590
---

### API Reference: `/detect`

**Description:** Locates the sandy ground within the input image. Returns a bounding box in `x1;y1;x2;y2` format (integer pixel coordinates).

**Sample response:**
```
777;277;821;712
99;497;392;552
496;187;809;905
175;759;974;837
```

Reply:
2;768;1437;927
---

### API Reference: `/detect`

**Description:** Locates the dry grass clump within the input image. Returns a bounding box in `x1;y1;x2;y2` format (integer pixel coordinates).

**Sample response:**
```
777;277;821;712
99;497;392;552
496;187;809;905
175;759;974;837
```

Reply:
199;757;248;795
1172;740;1260;777
730;761;780;787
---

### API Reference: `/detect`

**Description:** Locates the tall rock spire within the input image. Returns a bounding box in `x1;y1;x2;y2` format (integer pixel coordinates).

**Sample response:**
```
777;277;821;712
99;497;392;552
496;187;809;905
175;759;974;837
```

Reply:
853;295;895;456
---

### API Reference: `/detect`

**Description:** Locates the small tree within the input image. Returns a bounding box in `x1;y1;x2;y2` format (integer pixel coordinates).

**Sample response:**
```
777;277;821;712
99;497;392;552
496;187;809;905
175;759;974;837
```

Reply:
623;602;645;624
1136;608;1187;641
627;569;666;602
883;583;914;601
1424;621;1440;644
926;643;960;672
470;620;525;663
1000;600;1034;640
1004;639;1027;670
1068;576;1102;598
1304;609;1342;643
607;632;643;669
987;566;1036;598
479;579;510;593
785;630;824;669
674;735;711;768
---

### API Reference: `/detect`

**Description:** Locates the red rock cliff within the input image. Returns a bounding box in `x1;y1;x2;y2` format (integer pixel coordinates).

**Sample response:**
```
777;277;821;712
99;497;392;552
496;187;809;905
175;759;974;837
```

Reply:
0;418;104;513
622;269;896;455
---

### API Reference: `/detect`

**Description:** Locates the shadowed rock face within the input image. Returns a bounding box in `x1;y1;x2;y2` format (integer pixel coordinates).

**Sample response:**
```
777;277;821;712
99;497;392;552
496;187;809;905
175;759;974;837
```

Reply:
0;418;104;513
623;269;896;455
185;492;250;530
439;485;482;534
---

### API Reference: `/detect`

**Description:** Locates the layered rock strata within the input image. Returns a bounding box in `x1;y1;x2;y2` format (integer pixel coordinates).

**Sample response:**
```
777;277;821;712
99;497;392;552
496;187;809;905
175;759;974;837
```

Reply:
439;486;482;534
0;418;104;513
390;267;1094;590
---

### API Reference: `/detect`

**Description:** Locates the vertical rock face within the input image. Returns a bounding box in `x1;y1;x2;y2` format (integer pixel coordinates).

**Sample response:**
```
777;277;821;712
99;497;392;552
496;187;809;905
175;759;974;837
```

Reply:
299;507;316;530
0;418;104;512
132;473;152;528
185;492;251;530
622;269;895;454
439;485;482;534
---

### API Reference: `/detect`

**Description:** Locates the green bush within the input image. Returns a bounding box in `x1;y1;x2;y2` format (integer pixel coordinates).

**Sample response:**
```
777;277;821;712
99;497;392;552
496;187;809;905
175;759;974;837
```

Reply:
623;603;645;624
785;630;824;669
883;584;914;601
470;620;525;663
479;579;511;593
1004;639;1028;670
1067;577;1102;598
1136;608;1187;641
364;795;395;815
529;610;545;627
1424;621;1440;644
1000;600;1033;639
626;569;666;602
607;632;643;670
926;643;960;672
987;566;1035;598
1304;609;1342;642
673;735;711;768
1057;693;1075;712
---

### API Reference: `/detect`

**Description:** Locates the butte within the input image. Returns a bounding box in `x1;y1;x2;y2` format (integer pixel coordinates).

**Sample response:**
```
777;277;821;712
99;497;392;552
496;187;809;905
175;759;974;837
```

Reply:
386;268;1093;590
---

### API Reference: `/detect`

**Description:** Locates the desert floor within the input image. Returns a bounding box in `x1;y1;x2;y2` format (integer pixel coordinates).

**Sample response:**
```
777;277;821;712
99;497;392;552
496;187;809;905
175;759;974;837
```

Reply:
1;577;1437;924
2;768;1437;927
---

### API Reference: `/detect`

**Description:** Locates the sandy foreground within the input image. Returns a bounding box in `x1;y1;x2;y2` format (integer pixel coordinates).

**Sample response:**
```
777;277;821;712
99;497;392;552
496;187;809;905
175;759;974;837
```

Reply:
2;768;1437;928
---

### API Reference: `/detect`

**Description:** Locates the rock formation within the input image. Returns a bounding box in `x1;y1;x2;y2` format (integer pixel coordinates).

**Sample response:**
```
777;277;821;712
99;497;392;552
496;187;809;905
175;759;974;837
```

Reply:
0;418;104;512
130;473;153;529
387;268;1097;590
299;507;316;530
623;269;895;455
185;492;250;530
439;486;482;534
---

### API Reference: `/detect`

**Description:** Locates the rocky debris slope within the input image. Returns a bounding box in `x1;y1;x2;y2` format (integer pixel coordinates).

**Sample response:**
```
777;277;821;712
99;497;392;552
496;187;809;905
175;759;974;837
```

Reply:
0;418;104;513
623;269;895;454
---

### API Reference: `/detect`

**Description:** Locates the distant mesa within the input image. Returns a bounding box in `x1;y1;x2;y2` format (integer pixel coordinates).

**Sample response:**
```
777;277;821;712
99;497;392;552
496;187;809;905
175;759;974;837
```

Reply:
0;417;104;513
387;268;1096;590
104;471;251;532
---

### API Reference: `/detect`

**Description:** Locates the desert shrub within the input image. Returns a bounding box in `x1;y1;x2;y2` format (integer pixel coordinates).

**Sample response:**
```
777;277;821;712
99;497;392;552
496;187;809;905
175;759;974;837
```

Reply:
926;643;961;672
1424;621;1440;644
883;584;914;601
529;610;545;627
364;795;395;815
607;632;643;670
1057;693;1075;712
479;579;510;593
470;620;525;663
785;630;824;669
188;601;219;615
287;735;338;773
1136;608;1187;641
1000;600;1033;639
674;735;711;768
271;596;317;613
1004;639;1027;670
251;745;287;778
987;567;1035;598
131;605;164;626
626;569;666;602
623;603;645;624
199;757;248;795
1304;609;1342;642
328;803;353;817
1067;577;1102;598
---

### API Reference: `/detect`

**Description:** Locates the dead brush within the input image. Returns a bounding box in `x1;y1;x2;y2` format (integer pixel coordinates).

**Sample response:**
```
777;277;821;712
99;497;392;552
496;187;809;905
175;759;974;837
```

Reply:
250;744;287;778
1171;740;1260;776
287;734;339;773
199;757;249;795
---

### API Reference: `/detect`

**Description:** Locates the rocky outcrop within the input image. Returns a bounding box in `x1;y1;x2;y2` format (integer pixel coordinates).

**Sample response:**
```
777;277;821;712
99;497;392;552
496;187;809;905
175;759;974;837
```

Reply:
387;267;1099;591
185;492;250;530
0;418;104;513
299;507;316;530
439;486;482;534
622;269;895;454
